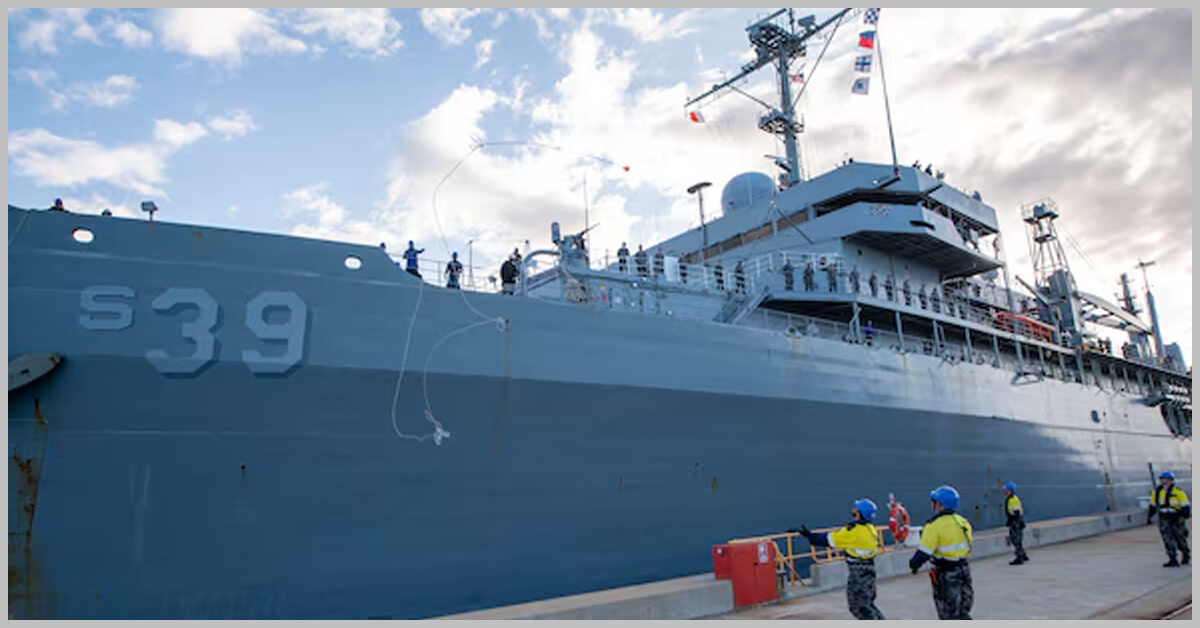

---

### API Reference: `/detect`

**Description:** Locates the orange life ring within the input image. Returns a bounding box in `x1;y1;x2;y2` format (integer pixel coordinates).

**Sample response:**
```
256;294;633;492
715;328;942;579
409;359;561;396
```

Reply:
889;502;911;542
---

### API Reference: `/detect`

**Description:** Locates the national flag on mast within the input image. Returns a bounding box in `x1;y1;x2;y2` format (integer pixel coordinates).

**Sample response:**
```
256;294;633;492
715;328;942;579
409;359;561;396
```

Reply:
854;55;873;73
790;71;805;84
688;111;705;123
863;8;880;25
851;77;870;95
858;30;876;50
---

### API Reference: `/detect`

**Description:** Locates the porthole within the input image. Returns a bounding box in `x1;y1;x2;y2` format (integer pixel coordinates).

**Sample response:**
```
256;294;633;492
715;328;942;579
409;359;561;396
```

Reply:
72;228;94;244
344;256;363;270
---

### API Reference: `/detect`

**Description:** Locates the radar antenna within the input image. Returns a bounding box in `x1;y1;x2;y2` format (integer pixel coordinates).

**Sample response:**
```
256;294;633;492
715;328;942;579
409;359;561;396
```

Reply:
686;8;853;189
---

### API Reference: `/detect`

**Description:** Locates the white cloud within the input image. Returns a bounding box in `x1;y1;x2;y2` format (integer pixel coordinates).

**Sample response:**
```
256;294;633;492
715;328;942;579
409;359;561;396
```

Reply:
60;193;140;218
289;8;403;57
8;114;233;197
605;9;697;43
153;119;209;148
474;38;495;69
66;74;140;109
104;17;153;47
14;68;57;89
9;128;174;197
14;9;99;53
15;70;140;111
419;8;486;45
156;8;307;67
282;183;398;245
206;110;258;140
18;20;60;53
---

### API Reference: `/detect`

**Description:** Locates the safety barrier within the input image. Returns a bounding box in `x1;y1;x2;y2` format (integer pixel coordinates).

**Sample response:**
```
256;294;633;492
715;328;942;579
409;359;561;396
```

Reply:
725;525;900;587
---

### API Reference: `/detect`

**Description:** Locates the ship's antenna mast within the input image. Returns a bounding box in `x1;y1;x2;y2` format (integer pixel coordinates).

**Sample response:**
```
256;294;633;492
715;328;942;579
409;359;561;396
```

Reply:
1137;259;1166;364
686;8;852;189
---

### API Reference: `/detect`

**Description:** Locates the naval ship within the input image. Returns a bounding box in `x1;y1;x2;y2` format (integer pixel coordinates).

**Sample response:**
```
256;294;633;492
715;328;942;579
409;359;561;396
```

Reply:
8;8;1191;620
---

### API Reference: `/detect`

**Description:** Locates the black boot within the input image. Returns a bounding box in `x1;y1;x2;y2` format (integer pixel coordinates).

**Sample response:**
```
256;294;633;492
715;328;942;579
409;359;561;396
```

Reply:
1164;557;1180;567
1182;552;1190;565
1009;558;1022;565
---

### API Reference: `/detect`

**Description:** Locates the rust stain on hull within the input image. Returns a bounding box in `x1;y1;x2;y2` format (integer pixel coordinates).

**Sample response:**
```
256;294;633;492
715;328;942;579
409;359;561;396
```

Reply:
9;397;51;618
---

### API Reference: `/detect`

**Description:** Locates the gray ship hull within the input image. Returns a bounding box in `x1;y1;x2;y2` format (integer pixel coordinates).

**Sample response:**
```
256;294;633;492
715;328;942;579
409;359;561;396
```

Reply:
8;208;1191;618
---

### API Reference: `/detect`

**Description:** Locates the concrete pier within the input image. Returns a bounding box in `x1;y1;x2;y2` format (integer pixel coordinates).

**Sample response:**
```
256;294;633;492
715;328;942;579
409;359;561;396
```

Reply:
438;510;1190;620
716;523;1191;620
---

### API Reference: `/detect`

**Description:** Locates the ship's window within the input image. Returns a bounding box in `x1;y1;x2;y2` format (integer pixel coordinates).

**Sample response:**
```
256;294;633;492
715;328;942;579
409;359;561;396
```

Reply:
344;255;363;270
1090;410;1101;423
72;228;94;244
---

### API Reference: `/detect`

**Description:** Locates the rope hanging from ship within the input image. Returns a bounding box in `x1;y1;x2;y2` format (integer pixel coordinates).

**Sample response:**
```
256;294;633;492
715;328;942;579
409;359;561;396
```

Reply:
388;140;625;445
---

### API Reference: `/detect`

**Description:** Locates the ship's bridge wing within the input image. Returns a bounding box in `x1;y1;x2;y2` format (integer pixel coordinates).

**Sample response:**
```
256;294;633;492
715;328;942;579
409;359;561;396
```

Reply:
826;201;1003;278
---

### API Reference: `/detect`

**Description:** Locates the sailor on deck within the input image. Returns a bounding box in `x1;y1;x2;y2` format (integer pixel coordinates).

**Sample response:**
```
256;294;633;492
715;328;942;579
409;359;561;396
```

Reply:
803;263;815;291
734;260;746;294
444;252;463;290
617;242;630;273
910;485;974;620
653;248;665;277
1148;471;1190;567
403;241;424;278
792;499;886;620
782;258;795;291
714;261;725;291
50;198;66;212
500;256;518;295
634;245;648;278
1003;482;1029;565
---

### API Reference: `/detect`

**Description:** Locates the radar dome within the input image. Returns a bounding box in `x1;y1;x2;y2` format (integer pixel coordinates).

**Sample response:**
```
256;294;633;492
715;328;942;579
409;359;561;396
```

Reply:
721;172;776;213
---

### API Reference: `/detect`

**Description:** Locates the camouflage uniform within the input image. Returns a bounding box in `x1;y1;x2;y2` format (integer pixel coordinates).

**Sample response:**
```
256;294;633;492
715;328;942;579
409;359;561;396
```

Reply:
931;562;973;620
1158;517;1190;560
1008;522;1027;561
846;560;885;619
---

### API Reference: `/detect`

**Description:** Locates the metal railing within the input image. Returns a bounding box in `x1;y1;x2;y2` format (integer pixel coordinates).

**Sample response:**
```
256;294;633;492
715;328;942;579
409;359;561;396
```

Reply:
387;254;503;293
727;525;900;587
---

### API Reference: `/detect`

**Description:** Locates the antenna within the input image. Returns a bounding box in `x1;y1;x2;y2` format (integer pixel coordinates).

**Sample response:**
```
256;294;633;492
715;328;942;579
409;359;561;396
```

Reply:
1137;259;1166;363
687;181;713;259
686;8;852;189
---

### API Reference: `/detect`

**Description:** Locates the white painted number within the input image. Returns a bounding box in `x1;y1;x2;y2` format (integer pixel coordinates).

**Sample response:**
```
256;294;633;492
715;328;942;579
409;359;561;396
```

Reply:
242;291;308;374
79;285;134;330
81;285;310;377
145;288;219;375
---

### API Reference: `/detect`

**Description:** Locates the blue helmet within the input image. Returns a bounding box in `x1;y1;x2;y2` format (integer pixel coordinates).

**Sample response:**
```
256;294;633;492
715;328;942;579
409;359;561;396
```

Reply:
1160;471;1175;480
1003;481;1016;492
452;252;458;258
930;485;960;510
854;498;878;520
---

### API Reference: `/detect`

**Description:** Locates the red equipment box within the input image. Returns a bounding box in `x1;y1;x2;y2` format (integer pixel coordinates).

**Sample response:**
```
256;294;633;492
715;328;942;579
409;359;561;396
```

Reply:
711;544;733;579
727;540;778;607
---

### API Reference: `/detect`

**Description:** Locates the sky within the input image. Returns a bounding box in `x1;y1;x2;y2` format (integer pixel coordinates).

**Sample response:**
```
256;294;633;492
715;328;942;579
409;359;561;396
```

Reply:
6;8;1193;365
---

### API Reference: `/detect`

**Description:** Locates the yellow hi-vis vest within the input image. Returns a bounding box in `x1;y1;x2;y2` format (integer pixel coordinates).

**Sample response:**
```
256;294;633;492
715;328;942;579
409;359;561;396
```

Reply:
1005;494;1023;516
827;522;880;560
1151;486;1190;514
918;512;973;561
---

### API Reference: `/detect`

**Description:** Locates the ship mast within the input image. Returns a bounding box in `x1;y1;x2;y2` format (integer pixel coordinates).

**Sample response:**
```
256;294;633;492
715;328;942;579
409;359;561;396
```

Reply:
686;8;852;189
